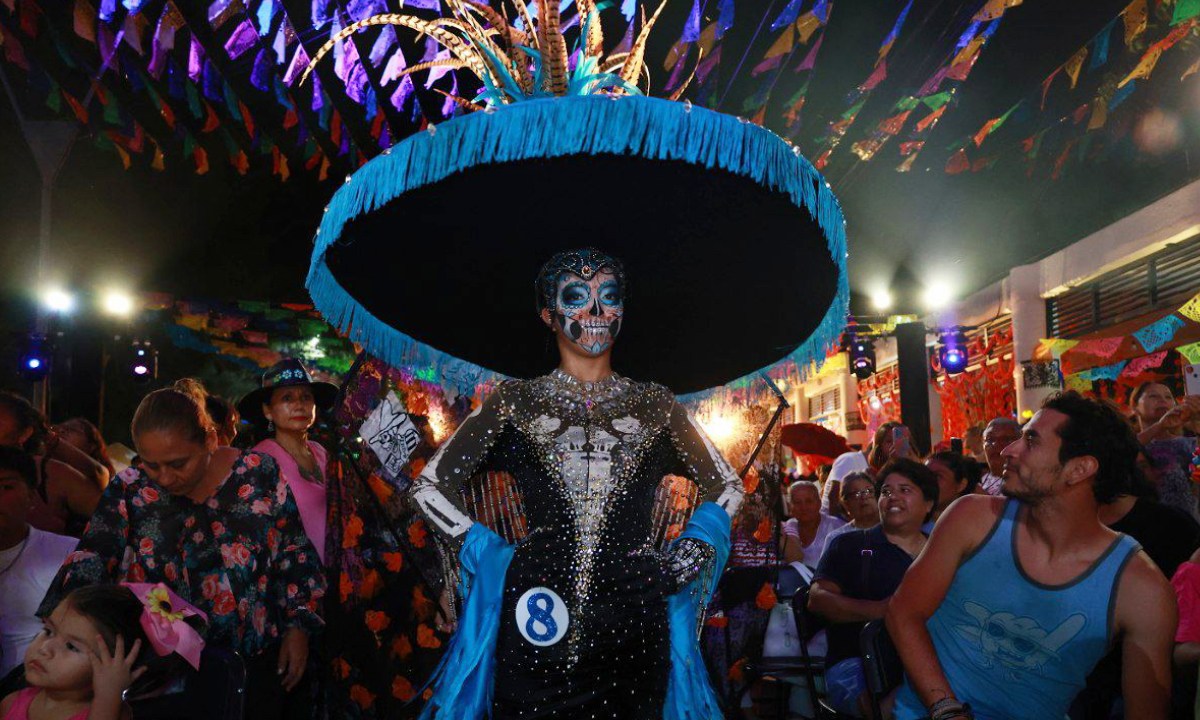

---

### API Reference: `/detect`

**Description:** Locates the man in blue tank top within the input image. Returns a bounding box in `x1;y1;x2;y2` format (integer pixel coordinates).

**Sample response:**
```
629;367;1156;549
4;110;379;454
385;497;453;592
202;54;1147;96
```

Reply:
886;392;1176;720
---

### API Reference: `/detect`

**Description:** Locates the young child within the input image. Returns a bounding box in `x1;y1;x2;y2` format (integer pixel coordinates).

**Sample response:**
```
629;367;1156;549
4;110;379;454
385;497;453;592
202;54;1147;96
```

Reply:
1;585;204;720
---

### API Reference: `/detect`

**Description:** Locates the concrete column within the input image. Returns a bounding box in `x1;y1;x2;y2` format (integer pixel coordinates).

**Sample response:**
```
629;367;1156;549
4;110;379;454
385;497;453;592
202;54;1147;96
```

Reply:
1009;263;1056;417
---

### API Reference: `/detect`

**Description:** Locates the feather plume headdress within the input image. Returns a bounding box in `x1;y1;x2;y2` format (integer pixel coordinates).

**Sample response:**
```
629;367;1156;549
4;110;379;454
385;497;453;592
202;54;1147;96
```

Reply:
301;0;700;108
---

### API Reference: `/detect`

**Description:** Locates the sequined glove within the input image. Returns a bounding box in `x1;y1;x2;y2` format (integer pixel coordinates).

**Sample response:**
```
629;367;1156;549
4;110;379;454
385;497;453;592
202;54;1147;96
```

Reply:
664;538;716;594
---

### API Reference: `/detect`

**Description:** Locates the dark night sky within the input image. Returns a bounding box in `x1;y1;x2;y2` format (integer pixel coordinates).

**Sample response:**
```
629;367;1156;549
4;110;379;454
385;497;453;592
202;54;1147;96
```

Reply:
2;0;1198;326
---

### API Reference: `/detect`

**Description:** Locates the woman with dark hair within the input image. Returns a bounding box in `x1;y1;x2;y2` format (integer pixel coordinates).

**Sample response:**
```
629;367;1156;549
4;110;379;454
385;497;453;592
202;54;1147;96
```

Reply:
925;451;982;526
39;379;325;718
1129;381;1200;520
809;459;937;718
364;248;744;718
0;392;105;537
54;417;117;479
203;395;240;448
819;471;880;558
238;360;338;565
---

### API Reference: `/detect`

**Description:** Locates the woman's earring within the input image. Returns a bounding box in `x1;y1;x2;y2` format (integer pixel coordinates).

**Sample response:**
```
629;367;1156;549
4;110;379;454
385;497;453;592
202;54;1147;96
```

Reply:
267;419;275;432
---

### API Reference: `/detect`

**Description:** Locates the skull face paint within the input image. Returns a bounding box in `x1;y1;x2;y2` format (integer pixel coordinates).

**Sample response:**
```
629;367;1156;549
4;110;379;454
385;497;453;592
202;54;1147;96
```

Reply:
553;270;624;356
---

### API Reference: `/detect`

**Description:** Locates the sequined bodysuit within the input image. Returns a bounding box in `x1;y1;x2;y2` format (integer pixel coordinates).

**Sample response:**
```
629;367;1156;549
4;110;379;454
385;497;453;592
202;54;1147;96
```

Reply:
411;370;742;719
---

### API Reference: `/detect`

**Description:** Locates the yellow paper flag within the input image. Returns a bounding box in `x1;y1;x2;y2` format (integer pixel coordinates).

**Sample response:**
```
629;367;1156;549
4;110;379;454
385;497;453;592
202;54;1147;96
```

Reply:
763;25;796;60
1180;292;1200;322
1064;47;1089;89
1065;374;1093;392
1119;46;1163;88
698;22;719;55
974;0;1023;22
796;12;822;45
1087;99;1108;130
1124;0;1148;46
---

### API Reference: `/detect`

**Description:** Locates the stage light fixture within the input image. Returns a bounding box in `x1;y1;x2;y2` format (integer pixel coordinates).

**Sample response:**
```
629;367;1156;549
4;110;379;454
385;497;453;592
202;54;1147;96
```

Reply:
938;331;969;375
848;335;876;380
18;336;50;381
102;290;134;317
42;288;75;314
922;282;954;310
129;341;157;382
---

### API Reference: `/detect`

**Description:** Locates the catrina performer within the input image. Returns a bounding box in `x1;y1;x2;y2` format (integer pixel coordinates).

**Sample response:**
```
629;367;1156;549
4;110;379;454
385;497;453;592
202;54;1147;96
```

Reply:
387;247;744;719
302;1;849;717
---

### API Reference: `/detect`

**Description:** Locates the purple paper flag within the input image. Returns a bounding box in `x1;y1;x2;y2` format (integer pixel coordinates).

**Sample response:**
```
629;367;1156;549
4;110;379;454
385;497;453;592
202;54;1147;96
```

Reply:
795;35;823;72
188;35;204;81
224;19;258;60
283;45;309;86
390;75;414;112
381;47;406;84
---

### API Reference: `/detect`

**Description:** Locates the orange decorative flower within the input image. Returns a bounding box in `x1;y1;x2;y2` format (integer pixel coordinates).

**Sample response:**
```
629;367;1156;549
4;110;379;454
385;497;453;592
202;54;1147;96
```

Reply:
365;610;391;634
359;569;383;599
417;624;442;649
343;515;364;549
752;517;772;544
705;615;730;629
664;524;682;542
409;457;427;476
391;635;413;660
350;684;376;709
411;586;435;621
339;574;354;603
755;582;777;611
392;676;417;701
332;658;351;680
383;552;404;572
408;520;428;549
728;658;746;683
368;474;394;501
743;466;760;494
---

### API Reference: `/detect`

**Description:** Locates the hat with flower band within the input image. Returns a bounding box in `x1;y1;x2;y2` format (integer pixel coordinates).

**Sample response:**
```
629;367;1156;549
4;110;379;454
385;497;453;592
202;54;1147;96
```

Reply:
237;358;339;425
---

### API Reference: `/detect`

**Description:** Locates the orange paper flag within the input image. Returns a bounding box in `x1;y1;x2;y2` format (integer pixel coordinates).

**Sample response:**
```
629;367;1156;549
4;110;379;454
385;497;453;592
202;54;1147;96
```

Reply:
1123;0;1148;46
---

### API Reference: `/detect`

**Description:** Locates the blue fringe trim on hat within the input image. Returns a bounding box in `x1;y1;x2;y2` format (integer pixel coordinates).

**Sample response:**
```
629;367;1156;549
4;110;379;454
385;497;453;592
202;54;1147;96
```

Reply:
307;95;849;398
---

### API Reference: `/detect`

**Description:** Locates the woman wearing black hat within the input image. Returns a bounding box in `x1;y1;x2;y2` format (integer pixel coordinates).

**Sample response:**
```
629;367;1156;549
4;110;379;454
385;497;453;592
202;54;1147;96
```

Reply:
239;359;338;564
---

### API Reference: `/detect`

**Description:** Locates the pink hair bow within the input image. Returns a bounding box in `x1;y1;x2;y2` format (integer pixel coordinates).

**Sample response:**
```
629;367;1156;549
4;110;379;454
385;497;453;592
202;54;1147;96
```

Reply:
122;583;208;670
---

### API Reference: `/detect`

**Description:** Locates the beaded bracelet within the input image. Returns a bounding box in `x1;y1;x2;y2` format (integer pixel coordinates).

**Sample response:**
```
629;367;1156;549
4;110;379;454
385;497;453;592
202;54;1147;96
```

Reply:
929;697;974;720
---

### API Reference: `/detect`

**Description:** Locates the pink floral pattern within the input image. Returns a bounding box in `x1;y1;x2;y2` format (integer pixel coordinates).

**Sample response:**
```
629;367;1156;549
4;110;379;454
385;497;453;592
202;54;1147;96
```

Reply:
40;451;325;658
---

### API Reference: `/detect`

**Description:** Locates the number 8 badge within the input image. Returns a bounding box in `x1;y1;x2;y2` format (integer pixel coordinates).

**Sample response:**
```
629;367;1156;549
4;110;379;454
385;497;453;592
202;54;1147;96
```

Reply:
515;586;569;647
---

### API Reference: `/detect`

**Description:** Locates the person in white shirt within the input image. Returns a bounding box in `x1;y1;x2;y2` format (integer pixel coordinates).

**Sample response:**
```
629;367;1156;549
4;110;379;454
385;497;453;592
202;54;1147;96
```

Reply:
978;417;1020;496
782;481;845;568
0;446;77;678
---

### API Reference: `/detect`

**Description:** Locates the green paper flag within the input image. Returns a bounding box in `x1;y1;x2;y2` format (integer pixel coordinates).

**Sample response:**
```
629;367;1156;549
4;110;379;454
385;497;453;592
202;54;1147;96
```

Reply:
922;91;953;110
1178;341;1200;364
895;96;920;111
1173;0;1200;25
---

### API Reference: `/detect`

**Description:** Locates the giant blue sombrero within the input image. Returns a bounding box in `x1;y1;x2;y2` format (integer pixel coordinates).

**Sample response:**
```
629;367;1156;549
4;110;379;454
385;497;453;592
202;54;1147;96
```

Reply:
304;1;848;397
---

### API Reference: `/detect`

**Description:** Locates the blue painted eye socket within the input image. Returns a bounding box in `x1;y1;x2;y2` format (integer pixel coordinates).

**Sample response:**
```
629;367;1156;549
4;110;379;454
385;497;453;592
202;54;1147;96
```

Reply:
598;281;623;307
559;282;590;308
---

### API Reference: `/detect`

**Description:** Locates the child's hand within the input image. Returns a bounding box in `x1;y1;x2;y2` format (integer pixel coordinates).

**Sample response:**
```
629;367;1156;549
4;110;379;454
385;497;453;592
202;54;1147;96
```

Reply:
89;635;146;703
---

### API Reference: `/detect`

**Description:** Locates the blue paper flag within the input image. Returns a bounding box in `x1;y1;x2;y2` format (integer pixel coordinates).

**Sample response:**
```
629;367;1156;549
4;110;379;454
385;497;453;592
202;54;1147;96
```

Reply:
717;0;735;38
1083;360;1128;381
1111;80;1136;110
1089;20;1114;71
1133;314;1186;352
682;0;701;41
771;0;806;32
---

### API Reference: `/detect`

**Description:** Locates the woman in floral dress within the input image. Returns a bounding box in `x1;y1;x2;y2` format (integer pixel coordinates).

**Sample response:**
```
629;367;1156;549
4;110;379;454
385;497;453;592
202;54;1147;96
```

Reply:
39;379;325;718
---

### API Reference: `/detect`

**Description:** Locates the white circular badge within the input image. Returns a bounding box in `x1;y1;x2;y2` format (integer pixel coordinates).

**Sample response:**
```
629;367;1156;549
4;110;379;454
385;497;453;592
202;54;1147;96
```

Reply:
515;586;569;647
